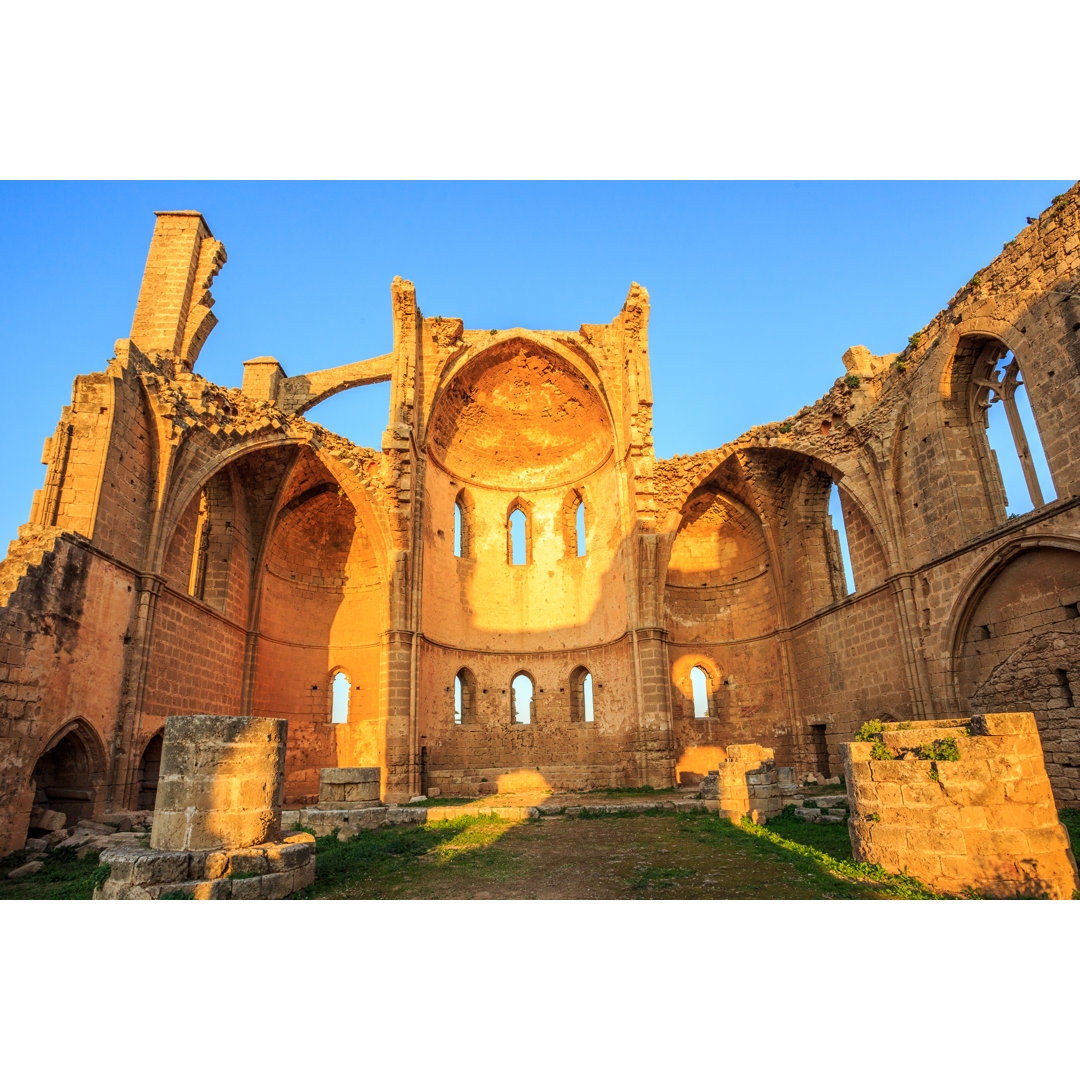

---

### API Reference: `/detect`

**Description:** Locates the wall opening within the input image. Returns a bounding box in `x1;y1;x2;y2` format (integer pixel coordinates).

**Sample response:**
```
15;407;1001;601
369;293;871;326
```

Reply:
454;668;476;725
454;489;473;559
970;346;1057;516
576;499;586;557
30;728;98;827
690;665;710;718
1056;669;1075;710
331;670;351;725
570;666;594;722
828;482;855;596
512;672;534;724
137;732;163;811
188;489;209;599
508;507;529;565
810;723;830;776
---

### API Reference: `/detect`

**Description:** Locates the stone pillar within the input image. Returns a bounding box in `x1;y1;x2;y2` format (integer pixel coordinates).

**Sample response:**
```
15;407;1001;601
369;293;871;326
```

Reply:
150;715;286;852
716;743;781;824
843;713;1080;899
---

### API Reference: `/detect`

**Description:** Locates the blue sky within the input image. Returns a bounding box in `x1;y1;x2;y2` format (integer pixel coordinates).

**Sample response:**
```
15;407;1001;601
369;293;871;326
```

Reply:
0;180;1070;552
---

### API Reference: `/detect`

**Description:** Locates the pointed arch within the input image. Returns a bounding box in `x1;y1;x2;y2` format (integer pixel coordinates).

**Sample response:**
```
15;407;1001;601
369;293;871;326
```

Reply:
507;496;533;566
454;487;475;559
569;665;595;723
511;671;535;725
561;488;587;558
454;667;477;725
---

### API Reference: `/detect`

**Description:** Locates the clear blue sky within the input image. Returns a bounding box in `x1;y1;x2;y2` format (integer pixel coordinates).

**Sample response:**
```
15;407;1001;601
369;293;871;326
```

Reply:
0;180;1070;552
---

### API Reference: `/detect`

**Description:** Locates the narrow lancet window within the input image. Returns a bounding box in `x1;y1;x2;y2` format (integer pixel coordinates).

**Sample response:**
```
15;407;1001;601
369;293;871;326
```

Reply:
576;499;586;557
828;482;855;596
690;665;710;718
512;673;534;724
509;508;528;565
331;671;351;724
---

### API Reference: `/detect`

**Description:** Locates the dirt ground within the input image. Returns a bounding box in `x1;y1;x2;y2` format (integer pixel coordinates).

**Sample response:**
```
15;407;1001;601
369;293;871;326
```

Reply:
305;810;893;900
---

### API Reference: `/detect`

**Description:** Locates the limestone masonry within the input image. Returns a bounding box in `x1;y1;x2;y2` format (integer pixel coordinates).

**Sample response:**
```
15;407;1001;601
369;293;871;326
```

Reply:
3;193;1080;869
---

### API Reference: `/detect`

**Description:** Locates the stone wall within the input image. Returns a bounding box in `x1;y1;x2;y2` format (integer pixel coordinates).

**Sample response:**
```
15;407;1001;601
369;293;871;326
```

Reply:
842;713;1079;899
2;188;1080;859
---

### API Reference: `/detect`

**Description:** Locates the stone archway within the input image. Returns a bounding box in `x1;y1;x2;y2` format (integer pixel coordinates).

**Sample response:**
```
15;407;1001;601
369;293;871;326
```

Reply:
29;721;105;829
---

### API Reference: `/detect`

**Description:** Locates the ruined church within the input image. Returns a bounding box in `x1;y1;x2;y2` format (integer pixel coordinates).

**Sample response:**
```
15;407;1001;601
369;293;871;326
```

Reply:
2;189;1079;857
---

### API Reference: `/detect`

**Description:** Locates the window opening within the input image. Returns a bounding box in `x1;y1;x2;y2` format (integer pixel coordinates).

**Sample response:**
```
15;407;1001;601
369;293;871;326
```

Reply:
512;673;534;724
454;490;472;558
828;483;855;596
582;671;594;722
453;669;476;725
331;671;351;724
690;666;710;718
576;500;586;557
971;348;1056;514
509;508;528;565
188;489;210;599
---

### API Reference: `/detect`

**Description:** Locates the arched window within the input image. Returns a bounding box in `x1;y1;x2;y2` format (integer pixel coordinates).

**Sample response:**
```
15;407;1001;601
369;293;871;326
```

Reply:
507;501;531;565
188;489;210;599
972;348;1056;515
454;668;476;725
560;489;587;558
690;665;710;718
454;489;473;558
331;670;351;724
827;481;855;597
570;666;594;723
512;672;535;724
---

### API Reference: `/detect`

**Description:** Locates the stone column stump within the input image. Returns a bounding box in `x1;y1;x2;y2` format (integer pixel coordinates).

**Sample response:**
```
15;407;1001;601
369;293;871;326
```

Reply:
716;743;781;824
95;715;316;899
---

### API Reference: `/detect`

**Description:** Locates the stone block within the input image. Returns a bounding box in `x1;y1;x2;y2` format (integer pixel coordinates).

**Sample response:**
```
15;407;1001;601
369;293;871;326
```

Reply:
228;850;268;877
132;851;190;885
29;808;66;831
7;860;43;880
150;715;286;852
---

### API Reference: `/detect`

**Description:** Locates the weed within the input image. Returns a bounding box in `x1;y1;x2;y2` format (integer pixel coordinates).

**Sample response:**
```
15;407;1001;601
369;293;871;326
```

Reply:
844;374;861;389
908;332;921;350
914;737;960;762
895;360;908;374
968;274;983;288
868;813;880;822
779;421;793;433
160;889;193;900
855;719;884;742
870;742;895;761
898;721;912;730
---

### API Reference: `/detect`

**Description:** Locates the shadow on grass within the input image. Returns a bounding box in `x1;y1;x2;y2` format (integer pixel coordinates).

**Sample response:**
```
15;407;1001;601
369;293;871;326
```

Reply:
0;847;109;901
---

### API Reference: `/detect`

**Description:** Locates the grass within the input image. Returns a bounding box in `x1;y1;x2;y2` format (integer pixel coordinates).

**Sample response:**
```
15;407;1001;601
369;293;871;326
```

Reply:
290;814;524;899
678;809;940;899
0;846;109;900
575;786;679;798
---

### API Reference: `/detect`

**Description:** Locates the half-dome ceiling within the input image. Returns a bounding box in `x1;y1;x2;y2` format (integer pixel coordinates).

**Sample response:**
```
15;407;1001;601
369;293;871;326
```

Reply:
427;340;613;488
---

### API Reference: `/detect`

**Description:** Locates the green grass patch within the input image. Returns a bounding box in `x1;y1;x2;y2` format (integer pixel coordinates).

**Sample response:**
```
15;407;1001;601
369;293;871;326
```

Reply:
291;815;523;899
675;809;939;899
627;865;696;891
0;847;109;900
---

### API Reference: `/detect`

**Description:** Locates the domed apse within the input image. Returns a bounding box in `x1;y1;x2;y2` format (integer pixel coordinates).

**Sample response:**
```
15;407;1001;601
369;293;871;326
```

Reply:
427;340;613;488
